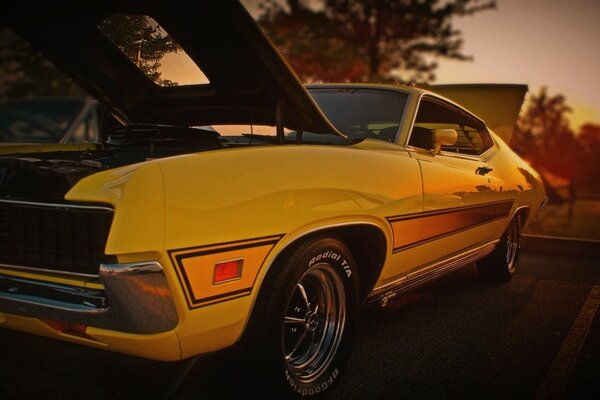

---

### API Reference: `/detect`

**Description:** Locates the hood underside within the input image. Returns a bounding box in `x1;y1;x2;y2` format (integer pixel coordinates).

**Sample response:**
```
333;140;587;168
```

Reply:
1;0;341;135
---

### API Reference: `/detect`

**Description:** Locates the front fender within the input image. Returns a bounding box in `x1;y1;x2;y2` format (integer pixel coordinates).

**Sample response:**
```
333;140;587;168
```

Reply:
65;161;166;259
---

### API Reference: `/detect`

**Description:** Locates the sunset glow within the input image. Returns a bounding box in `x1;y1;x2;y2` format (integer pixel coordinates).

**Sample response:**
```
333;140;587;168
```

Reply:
240;0;600;130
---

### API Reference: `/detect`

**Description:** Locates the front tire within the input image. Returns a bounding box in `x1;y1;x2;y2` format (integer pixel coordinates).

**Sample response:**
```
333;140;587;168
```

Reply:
244;237;359;398
477;214;521;282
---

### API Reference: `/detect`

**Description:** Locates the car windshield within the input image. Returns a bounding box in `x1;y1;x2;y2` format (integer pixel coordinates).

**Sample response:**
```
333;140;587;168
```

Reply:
308;88;409;143
0;99;84;143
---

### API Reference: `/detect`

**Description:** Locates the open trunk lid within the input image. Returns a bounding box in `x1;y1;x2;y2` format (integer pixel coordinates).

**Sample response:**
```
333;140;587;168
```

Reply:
423;84;528;144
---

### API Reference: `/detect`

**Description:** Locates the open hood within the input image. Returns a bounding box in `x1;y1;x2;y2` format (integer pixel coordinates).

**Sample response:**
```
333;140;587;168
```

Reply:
1;0;342;136
423;84;528;144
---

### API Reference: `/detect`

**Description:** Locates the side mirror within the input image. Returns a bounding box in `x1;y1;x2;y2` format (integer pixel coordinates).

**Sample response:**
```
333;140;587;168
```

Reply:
433;128;458;155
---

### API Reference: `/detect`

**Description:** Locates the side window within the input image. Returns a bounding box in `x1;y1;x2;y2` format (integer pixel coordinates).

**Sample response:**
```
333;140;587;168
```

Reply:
408;97;493;156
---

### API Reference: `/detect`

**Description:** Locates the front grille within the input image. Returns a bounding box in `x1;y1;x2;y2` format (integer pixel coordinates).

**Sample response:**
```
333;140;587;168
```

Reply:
0;168;75;203
0;200;113;275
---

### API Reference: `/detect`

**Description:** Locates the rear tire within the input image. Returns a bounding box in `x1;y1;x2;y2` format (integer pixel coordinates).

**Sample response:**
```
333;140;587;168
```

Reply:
243;237;359;398
477;214;521;282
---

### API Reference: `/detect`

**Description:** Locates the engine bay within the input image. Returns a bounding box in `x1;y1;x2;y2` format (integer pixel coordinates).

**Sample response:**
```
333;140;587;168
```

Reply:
0;124;224;203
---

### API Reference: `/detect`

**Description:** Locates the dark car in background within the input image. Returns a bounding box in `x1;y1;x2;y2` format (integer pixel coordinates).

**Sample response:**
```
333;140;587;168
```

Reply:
0;97;101;147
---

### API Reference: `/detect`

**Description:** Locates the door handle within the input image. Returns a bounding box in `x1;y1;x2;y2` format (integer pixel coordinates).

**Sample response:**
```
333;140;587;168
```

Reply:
475;166;493;176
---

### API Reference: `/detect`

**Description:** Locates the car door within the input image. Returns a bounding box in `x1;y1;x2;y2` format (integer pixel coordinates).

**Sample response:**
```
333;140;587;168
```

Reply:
403;95;507;267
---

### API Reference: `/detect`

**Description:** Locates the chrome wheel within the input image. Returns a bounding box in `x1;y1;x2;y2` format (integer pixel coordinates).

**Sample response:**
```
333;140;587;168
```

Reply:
244;238;357;397
283;262;346;384
506;217;520;274
477;214;522;282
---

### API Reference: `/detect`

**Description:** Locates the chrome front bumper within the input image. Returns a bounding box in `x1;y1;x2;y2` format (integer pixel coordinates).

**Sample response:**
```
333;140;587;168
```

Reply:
0;261;178;334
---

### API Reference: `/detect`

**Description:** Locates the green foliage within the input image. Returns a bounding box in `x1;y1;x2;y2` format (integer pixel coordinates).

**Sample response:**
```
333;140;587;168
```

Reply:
0;15;181;99
0;26;83;99
258;0;495;83
512;87;600;188
516;87;572;149
512;87;577;174
575;123;600;187
99;15;180;86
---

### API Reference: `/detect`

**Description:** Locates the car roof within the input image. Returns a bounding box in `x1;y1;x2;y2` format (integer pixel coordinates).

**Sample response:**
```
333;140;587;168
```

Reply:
306;83;420;95
307;83;528;143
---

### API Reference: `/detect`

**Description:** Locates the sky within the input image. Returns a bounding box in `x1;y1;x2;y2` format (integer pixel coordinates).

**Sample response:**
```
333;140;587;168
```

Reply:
433;0;600;131
237;0;600;132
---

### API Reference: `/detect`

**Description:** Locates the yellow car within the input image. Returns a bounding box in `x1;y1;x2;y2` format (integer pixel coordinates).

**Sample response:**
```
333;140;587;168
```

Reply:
0;0;545;397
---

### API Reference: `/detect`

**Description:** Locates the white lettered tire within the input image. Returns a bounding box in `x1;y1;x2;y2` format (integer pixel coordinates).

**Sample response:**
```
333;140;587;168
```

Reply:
243;236;359;398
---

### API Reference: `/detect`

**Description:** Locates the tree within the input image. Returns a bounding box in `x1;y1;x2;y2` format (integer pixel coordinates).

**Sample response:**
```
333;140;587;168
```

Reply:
0;16;180;99
576;123;600;188
512;87;600;197
258;0;496;83
0;25;83;99
578;123;600;153
513;87;573;155
512;87;579;168
511;87;581;203
98;15;180;86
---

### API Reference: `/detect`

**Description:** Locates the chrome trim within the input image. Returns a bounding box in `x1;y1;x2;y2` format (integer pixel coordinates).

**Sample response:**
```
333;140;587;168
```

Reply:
0;275;107;313
438;149;490;162
212;258;244;285
284;262;346;384
511;205;531;225
540;197;548;210
260;221;390;310
368;239;499;303
403;92;422;148
0;263;99;279
404;142;497;161
100;261;163;275
98;261;178;332
480;132;500;158
417;92;487;130
299;222;389;247
0;261;178;334
505;217;519;274
0;198;113;212
391;93;412;145
403;144;433;154
269;221;391;265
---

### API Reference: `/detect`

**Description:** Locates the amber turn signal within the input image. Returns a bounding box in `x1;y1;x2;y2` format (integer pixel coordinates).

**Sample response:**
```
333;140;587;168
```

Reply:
213;259;243;284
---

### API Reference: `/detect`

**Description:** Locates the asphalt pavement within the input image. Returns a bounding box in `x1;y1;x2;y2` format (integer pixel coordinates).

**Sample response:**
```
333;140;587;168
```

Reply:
525;198;600;241
1;251;598;399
